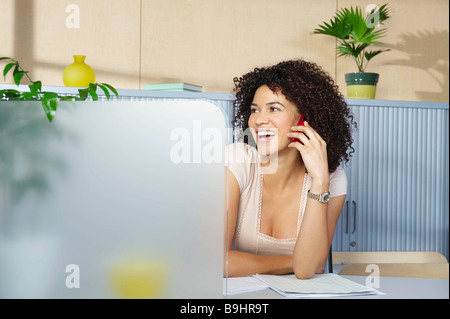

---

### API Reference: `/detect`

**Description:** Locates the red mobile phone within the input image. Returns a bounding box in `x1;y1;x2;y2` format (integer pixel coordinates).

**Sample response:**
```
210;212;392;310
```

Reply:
291;114;305;142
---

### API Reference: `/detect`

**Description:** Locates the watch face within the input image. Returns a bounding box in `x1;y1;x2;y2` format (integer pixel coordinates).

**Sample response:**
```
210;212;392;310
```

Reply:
323;193;330;202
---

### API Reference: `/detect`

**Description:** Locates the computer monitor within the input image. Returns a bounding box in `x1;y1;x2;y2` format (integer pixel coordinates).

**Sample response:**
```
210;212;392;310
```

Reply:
0;100;229;298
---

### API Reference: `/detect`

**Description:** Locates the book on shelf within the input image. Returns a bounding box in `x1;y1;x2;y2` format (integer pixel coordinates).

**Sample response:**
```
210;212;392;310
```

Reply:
144;83;202;92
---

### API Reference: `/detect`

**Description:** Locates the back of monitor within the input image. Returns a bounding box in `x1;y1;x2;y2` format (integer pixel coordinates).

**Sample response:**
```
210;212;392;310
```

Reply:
0;100;228;298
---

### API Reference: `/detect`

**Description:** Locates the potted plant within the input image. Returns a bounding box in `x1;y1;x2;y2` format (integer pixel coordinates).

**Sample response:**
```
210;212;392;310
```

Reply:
313;4;391;99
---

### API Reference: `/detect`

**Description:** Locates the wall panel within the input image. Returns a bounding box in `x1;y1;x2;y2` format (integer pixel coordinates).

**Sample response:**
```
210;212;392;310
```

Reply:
1;0;141;89
0;0;448;100
140;0;337;93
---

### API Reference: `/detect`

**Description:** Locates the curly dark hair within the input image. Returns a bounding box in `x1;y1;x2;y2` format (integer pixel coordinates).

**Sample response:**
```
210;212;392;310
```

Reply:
232;59;356;173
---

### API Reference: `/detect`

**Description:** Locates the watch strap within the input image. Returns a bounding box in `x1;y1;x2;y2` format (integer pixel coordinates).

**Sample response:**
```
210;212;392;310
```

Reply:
307;190;330;203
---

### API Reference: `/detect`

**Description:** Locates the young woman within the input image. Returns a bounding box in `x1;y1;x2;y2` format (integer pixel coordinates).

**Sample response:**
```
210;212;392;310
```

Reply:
224;59;356;279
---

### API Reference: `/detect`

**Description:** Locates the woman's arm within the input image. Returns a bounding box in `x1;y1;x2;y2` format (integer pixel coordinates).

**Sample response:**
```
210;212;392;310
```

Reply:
292;193;346;278
224;167;292;277
288;121;346;279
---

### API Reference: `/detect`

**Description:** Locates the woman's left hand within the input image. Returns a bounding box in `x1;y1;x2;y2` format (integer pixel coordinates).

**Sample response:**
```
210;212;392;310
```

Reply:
287;121;329;185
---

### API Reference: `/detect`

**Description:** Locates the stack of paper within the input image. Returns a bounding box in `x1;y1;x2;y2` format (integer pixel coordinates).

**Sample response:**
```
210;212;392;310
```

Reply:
254;273;383;298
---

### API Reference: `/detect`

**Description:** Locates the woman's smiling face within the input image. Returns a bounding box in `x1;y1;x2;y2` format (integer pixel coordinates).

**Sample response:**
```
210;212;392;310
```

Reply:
248;85;301;156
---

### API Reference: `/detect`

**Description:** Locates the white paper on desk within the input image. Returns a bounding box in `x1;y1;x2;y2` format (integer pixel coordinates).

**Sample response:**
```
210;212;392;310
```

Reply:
254;273;383;298
224;276;269;295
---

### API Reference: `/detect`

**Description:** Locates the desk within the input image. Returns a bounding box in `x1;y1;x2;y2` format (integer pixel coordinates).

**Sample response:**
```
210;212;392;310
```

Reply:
227;275;449;299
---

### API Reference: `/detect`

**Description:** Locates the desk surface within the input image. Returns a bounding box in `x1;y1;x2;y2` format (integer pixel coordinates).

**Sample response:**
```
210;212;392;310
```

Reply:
227;275;449;299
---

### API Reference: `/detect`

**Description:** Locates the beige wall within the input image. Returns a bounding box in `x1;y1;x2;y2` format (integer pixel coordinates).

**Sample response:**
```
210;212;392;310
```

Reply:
0;0;141;89
141;0;336;93
1;0;448;102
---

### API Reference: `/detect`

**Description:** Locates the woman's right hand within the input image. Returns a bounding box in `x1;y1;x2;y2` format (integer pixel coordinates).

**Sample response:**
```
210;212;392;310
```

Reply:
287;121;330;190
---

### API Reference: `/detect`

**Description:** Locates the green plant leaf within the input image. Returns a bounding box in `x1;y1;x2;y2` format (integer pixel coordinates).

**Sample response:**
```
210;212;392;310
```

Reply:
3;62;17;79
13;70;28;86
59;95;78;101
41;98;57;122
313;13;351;40
43;91;58;99
364;28;388;43
336;43;354;57
366;4;390;28
31;80;42;90
344;6;368;42
78;88;89;100
365;49;390;61
100;83;118;98
353;43;370;57
0;89;21;99
29;81;42;96
0;57;13;61
337;42;368;58
87;83;98;101
21;92;38;100
97;84;111;99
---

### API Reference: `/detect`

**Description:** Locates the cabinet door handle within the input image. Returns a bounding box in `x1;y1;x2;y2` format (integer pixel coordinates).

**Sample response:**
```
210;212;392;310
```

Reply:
345;201;349;234
352;200;357;234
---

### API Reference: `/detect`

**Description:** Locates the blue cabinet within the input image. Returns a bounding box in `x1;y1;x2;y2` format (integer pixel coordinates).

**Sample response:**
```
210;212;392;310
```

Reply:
333;100;449;260
2;85;448;260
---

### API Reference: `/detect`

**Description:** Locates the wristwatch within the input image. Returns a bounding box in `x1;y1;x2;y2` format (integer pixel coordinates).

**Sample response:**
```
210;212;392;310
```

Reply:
307;190;331;203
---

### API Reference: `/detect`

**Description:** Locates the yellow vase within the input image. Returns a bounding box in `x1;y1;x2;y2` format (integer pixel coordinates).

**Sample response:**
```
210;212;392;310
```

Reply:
63;55;95;87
